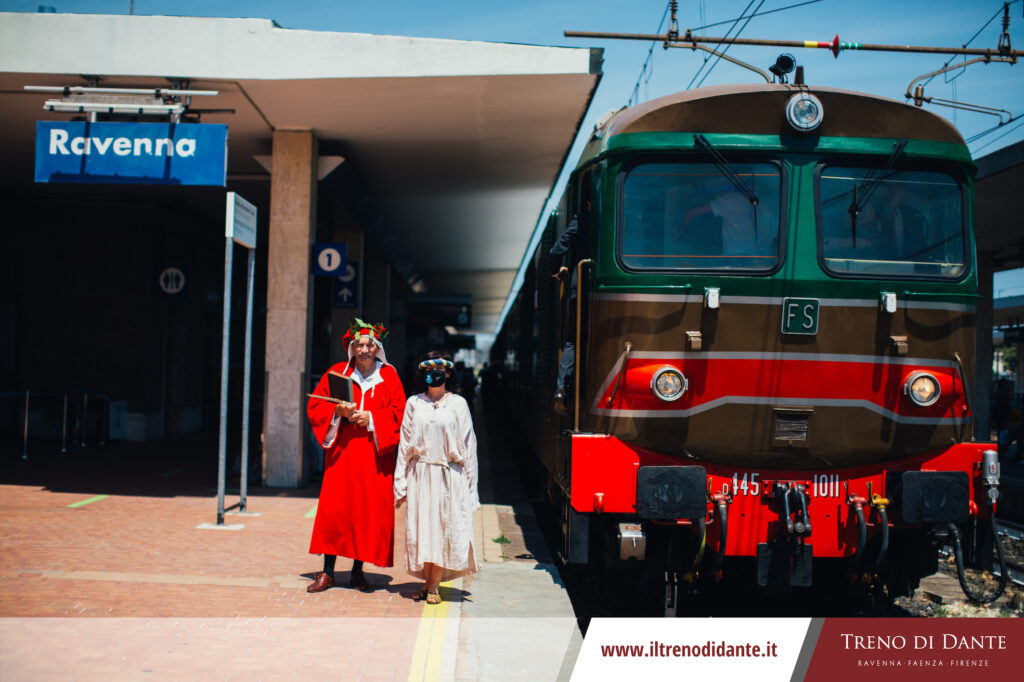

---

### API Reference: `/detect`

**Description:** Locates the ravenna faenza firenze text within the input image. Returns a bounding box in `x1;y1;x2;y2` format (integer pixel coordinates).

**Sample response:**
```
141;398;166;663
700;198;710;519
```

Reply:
841;634;1006;650
48;129;198;158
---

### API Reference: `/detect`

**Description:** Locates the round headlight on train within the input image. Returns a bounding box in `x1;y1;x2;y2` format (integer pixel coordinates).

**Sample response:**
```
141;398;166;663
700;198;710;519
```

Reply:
785;92;824;132
651;367;687;402
904;372;941;407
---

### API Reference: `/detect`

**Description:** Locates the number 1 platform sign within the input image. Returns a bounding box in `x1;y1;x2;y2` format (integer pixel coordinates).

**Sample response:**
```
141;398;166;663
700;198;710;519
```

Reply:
313;242;347;277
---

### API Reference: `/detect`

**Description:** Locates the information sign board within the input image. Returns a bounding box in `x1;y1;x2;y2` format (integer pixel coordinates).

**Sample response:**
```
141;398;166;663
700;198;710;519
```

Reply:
225;192;257;248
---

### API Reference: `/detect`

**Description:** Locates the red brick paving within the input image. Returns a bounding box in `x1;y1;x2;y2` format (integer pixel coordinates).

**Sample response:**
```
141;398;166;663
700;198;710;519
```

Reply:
0;480;433;680
0;484;426;618
1;617;423;681
0;408;542;679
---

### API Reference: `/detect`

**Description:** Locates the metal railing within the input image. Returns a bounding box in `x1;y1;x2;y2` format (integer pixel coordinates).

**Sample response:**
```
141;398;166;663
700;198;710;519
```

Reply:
3;390;115;459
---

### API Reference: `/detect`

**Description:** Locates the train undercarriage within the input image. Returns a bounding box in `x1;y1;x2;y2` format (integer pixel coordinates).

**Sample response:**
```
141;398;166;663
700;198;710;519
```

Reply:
554;436;1003;615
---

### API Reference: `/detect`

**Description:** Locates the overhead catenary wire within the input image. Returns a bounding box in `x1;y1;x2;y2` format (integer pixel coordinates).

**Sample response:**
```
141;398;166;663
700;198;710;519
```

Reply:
971;114;1024;151
923;0;1024;150
573;3;1023;155
626;0;827;104
627;1;673;107
566;31;1022;58
687;0;765;91
921;0;1021;91
689;0;823;32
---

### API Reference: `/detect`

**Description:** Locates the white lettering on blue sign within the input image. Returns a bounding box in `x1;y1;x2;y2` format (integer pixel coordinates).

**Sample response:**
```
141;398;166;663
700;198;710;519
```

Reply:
48;129;198;158
36;121;226;186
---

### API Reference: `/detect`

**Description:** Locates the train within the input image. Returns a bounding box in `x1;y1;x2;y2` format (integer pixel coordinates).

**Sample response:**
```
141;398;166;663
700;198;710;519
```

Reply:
491;75;1002;613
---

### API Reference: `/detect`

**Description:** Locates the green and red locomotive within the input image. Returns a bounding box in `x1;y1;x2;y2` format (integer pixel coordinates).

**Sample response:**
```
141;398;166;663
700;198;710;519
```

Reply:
493;81;1000;612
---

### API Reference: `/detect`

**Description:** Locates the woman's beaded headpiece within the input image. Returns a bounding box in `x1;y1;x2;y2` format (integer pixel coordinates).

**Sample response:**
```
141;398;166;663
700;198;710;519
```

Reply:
418;358;454;371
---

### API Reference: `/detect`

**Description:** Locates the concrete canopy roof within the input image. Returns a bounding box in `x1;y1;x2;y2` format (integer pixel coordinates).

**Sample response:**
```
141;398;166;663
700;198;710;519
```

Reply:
0;12;602;333
976;140;1024;271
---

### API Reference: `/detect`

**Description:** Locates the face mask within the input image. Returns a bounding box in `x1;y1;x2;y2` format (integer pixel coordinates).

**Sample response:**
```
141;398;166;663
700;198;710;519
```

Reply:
425;370;446;387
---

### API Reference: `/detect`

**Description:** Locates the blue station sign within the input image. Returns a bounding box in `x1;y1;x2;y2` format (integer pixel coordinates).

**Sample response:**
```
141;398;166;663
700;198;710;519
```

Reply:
35;121;227;186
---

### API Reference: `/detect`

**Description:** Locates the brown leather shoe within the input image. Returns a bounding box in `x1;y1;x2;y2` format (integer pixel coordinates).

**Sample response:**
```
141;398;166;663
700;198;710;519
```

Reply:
307;571;335;593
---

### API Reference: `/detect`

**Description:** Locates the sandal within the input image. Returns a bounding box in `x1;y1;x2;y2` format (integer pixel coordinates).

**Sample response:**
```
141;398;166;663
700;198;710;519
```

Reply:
410;586;428;601
425;591;442;605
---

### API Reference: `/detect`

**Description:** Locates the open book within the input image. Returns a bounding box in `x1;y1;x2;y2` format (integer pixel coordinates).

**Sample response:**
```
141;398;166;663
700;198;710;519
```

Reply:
307;370;354;404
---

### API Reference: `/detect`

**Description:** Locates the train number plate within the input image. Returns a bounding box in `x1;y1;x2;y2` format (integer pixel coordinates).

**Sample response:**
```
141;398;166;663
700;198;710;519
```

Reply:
781;297;819;335
720;472;843;498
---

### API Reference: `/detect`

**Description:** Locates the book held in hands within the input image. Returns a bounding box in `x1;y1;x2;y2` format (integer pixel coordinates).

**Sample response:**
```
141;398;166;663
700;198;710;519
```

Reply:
308;370;354;404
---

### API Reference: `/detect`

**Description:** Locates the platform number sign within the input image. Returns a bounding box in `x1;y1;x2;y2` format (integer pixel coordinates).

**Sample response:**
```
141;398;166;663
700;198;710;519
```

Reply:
781;298;819;335
313;243;347;277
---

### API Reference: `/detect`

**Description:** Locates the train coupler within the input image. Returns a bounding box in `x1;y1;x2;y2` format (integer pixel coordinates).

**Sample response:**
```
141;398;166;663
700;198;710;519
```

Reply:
754;483;813;587
768;482;812;538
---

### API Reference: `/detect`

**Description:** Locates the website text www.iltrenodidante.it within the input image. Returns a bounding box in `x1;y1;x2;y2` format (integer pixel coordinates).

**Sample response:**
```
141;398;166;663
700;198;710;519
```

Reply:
601;640;779;658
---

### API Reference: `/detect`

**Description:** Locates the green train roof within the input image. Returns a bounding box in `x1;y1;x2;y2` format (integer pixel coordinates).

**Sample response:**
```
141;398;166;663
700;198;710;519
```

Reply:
579;83;967;167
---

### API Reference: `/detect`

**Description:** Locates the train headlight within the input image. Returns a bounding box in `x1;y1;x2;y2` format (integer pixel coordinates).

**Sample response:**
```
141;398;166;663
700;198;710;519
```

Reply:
651;367;687;402
785;93;824;132
904;372;941;407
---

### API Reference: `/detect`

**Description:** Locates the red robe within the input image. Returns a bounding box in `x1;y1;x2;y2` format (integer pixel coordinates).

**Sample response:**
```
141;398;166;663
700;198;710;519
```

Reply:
307;361;406;567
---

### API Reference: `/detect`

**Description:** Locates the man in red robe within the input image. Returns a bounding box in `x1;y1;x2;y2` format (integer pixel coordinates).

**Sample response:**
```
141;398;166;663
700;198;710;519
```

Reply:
306;319;406;592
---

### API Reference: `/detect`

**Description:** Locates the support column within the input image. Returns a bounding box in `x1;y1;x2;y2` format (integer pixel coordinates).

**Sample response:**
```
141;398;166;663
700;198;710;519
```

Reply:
263;130;317;487
974;252;994;442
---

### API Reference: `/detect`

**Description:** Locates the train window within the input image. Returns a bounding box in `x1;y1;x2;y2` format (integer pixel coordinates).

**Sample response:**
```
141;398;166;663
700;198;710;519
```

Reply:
818;168;965;279
619;162;782;272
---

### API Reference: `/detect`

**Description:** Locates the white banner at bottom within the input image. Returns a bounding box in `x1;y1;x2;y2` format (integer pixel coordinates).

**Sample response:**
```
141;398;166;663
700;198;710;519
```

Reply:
571;618;813;682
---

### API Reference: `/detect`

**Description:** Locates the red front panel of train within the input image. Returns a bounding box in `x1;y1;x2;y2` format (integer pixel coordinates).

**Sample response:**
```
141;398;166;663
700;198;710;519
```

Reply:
569;434;989;558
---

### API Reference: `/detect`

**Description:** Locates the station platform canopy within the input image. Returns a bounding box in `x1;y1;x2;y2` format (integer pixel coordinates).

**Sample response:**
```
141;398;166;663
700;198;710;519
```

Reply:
0;12;602;333
976;139;1024;272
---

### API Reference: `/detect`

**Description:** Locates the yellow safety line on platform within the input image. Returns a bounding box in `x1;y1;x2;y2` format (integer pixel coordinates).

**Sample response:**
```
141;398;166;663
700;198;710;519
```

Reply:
304;505;317;519
67;495;108;508
407;581;453;682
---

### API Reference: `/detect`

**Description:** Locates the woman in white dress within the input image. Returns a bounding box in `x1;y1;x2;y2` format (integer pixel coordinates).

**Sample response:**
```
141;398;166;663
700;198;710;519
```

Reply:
394;351;479;604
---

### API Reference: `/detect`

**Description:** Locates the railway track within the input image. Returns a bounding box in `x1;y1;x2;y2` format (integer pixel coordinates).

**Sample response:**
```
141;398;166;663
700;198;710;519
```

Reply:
553;518;1024;620
995;518;1024;587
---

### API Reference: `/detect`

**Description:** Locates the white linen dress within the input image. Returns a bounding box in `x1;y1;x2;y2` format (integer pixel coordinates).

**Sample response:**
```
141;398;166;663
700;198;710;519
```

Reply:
394;392;480;581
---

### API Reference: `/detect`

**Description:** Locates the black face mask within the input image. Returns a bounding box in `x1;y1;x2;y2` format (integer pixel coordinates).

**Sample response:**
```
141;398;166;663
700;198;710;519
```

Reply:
425;370;446;387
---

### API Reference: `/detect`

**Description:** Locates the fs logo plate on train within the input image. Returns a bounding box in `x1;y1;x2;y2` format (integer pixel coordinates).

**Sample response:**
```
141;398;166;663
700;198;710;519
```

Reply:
781;298;819;335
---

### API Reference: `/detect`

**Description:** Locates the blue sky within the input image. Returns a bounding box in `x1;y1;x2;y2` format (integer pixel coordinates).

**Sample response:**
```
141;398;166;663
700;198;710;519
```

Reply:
5;0;1023;292
6;0;1022;154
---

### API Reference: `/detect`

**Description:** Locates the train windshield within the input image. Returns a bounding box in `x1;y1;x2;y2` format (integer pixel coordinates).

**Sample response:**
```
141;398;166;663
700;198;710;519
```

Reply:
619;162;782;272
818;168;965;279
